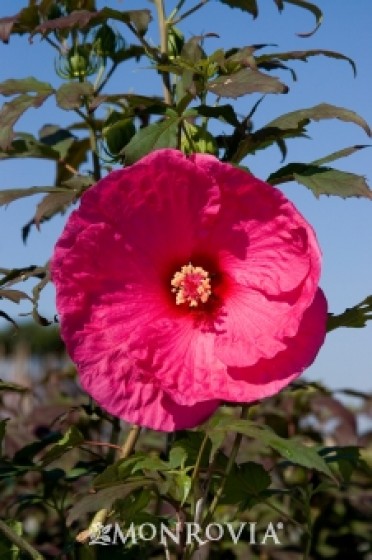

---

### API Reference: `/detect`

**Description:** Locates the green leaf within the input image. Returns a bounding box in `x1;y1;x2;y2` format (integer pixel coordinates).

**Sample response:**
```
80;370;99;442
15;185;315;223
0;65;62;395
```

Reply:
283;0;323;37
266;103;371;137
208;416;336;479
55;82;94;110
294;167;372;199
327;296;372;332
0;77;53;96
238;461;271;495
0;93;52;150
40;426;84;466
123;117;179;164
0;186;71;207
208;68;288;98
311;145;370;166
269;163;372;199
257;49;356;77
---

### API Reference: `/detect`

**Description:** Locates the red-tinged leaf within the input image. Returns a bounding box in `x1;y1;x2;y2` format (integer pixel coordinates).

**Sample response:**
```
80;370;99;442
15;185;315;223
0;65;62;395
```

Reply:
0;93;53;150
30;10;98;38
208;68;288;98
98;8;152;36
34;191;78;229
31;8;151;39
55;82;94;110
0;289;32;304
266;103;371;137
0;77;53;96
0;15;17;43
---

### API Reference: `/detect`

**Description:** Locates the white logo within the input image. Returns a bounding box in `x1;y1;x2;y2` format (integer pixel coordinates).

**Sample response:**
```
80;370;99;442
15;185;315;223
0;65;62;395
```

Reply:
88;521;284;546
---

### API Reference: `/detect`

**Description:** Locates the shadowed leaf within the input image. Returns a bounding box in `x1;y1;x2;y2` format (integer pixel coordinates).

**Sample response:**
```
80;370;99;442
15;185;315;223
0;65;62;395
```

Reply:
217;0;258;17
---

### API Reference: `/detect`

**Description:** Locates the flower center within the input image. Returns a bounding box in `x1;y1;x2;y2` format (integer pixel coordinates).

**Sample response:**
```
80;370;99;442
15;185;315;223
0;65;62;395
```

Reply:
171;263;212;307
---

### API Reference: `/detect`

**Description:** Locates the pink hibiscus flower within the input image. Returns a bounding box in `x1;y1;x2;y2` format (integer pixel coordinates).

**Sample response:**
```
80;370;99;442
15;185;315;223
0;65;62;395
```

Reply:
51;149;327;432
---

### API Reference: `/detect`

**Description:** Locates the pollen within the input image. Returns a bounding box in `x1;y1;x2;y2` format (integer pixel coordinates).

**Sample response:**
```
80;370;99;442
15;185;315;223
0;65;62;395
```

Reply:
171;263;212;307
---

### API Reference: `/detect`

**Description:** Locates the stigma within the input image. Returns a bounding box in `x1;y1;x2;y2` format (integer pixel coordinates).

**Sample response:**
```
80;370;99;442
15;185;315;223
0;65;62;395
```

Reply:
171;263;212;307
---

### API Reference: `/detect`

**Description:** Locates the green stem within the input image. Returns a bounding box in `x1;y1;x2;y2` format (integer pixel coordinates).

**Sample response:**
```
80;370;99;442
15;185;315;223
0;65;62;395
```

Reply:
0;519;44;560
154;0;172;105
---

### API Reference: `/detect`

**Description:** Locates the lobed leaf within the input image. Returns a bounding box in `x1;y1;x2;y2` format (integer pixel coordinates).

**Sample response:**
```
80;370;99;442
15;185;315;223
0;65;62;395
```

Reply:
0;77;53;97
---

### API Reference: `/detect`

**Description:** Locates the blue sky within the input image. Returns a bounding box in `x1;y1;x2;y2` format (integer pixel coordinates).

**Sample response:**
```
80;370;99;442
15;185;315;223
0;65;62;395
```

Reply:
0;0;371;392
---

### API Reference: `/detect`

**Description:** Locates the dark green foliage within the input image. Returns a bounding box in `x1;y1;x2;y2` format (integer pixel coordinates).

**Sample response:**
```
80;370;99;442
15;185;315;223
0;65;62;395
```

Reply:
0;1;371;559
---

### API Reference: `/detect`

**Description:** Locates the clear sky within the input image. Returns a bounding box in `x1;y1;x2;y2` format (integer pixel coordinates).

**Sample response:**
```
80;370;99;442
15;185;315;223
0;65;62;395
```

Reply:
0;0;371;392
